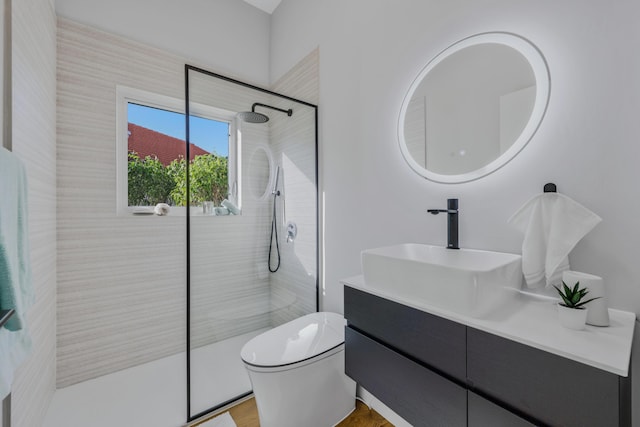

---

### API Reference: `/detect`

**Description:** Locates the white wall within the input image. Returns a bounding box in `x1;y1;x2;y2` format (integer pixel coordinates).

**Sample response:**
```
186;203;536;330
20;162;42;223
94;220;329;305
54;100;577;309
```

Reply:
55;0;271;87
271;0;640;424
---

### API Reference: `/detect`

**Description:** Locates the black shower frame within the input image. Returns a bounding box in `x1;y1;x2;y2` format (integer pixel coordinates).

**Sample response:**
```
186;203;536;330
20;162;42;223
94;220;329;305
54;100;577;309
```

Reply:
184;64;320;423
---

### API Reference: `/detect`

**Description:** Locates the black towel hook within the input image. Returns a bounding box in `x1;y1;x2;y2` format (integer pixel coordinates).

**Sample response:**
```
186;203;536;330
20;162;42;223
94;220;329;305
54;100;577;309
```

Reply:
543;182;557;193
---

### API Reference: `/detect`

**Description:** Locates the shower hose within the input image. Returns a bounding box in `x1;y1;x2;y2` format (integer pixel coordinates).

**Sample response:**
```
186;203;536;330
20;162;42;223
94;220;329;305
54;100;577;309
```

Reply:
268;191;281;273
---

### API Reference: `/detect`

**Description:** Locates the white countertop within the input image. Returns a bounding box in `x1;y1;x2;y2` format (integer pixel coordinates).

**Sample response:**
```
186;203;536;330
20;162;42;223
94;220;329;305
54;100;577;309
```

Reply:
342;275;636;377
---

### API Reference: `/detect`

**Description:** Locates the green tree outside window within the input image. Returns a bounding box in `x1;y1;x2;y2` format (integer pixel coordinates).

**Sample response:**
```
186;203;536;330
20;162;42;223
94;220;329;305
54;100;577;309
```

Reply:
128;152;229;207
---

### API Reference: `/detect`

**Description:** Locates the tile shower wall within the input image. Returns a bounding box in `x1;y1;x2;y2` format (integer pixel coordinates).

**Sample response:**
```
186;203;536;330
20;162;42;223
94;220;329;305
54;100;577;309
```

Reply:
57;19;317;387
56;19;273;387
8;0;58;426
269;49;319;325
56;18;187;388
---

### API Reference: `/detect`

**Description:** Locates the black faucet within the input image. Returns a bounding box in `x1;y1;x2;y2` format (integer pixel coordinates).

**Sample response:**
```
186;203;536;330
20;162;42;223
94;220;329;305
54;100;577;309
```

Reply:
427;198;459;250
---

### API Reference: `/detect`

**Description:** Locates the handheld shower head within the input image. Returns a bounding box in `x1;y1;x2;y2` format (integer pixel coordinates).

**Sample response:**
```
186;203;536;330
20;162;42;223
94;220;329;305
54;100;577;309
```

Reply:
272;166;281;196
269;165;282;272
237;103;293;124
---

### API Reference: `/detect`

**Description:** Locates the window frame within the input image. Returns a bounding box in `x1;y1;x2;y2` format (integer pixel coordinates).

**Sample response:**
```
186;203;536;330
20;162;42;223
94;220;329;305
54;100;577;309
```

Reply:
116;85;240;216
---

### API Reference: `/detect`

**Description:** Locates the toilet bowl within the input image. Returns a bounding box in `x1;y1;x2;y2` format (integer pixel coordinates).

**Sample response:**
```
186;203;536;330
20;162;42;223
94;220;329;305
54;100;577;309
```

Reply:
240;312;356;427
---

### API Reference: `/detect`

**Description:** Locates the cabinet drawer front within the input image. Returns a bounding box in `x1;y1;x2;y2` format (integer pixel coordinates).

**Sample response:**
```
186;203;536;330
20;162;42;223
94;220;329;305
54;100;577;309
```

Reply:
344;286;466;381
468;391;535;427
467;328;621;427
345;326;466;427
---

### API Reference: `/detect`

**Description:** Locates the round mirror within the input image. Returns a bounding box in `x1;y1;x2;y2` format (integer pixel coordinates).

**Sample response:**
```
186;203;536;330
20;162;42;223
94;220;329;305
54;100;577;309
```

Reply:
248;145;274;200
399;33;550;183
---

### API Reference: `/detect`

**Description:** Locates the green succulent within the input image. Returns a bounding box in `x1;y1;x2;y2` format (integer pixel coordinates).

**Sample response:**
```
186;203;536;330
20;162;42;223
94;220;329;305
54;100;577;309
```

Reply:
553;281;601;309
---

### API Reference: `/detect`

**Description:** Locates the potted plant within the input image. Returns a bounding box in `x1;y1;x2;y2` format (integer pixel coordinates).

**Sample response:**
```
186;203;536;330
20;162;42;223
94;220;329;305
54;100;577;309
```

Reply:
553;281;601;330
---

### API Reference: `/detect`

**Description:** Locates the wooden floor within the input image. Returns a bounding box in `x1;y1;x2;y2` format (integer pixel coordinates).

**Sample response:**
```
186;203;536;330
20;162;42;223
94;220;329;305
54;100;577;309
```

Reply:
200;397;393;427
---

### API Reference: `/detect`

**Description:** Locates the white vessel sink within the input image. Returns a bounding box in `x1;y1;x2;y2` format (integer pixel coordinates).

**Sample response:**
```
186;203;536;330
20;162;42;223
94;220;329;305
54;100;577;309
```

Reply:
361;243;522;318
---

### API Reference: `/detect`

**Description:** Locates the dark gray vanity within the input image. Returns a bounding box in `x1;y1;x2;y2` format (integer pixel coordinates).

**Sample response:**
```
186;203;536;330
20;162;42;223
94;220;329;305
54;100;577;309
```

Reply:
344;285;632;427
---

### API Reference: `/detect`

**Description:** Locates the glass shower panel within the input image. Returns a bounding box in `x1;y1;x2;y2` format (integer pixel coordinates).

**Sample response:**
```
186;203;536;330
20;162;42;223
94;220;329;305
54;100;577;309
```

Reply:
186;66;318;420
267;99;318;328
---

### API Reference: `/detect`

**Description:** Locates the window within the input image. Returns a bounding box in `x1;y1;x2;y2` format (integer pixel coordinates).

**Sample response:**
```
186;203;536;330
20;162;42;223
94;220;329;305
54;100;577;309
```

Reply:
116;86;239;215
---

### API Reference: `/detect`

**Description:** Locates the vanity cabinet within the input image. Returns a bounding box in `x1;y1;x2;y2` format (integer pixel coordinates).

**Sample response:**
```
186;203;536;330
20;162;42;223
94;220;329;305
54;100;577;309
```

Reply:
345;327;466;426
344;285;632;427
344;281;466;382
467;391;535;427
467;328;631;426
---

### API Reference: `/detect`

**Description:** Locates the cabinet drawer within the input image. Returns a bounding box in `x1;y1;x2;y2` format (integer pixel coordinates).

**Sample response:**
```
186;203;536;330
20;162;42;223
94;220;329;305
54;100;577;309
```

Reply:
468;391;535;427
345;326;466;427
467;327;629;427
344;285;466;382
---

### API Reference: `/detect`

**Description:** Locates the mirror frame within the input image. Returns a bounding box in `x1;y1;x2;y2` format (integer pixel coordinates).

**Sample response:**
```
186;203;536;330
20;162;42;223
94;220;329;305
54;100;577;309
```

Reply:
398;32;550;184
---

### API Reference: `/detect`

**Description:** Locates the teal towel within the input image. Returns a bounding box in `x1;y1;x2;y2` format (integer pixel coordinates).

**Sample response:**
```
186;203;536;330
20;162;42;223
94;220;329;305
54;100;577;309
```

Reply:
0;147;33;331
0;147;33;399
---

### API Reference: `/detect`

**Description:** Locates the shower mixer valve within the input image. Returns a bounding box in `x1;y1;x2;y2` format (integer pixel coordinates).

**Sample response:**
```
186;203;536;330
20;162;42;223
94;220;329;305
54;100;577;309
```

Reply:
287;222;297;243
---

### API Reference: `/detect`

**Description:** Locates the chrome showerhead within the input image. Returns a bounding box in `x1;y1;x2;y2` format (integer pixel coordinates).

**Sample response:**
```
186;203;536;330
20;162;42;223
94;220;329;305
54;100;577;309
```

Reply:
237;102;293;124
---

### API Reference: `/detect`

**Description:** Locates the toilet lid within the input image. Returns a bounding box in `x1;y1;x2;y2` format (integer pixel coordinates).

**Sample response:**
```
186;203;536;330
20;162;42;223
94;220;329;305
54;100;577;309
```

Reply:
240;312;346;368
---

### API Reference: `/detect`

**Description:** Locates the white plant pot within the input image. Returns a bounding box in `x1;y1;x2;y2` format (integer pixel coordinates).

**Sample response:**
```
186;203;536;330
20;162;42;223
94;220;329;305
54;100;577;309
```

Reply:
557;304;588;330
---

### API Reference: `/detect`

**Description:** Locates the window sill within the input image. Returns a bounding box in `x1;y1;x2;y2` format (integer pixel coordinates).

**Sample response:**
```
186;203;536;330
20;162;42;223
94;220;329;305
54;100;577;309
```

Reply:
121;206;240;217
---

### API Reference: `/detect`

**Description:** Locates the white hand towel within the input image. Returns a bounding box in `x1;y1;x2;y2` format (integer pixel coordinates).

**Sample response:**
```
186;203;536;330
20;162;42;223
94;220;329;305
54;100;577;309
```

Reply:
508;193;601;288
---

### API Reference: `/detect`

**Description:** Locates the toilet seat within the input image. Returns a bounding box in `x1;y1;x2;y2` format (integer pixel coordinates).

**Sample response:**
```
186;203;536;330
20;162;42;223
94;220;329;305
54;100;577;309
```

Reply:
240;312;346;370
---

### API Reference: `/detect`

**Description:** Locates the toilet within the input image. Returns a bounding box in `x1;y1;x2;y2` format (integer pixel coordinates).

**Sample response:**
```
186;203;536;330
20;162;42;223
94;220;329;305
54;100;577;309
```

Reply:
240;312;356;427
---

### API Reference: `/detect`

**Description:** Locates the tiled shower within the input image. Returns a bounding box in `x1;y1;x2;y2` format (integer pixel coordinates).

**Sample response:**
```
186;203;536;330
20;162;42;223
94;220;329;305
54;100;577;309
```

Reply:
56;18;319;423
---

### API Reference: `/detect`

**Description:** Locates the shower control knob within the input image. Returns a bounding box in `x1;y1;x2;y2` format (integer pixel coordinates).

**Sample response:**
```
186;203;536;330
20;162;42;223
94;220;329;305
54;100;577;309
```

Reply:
286;222;298;243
